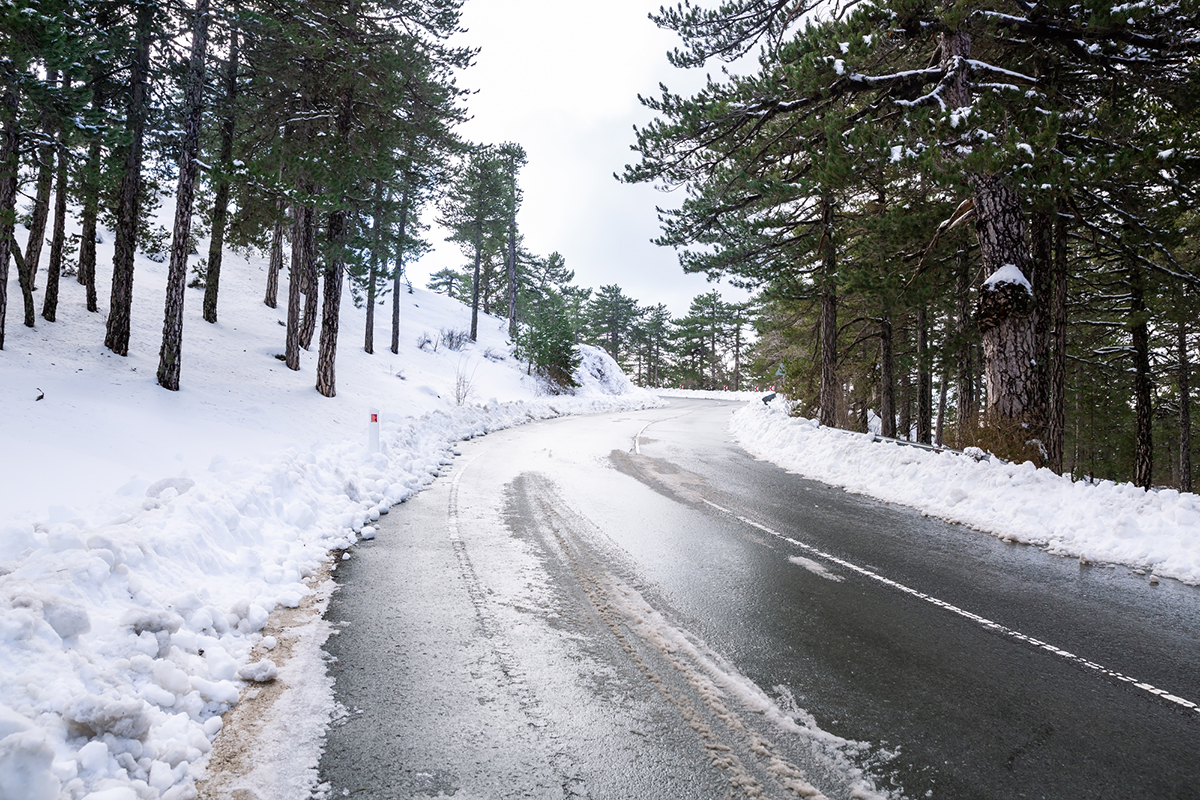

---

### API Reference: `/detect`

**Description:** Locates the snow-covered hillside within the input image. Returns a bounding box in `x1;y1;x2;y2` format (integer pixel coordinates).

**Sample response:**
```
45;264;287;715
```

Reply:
0;216;660;800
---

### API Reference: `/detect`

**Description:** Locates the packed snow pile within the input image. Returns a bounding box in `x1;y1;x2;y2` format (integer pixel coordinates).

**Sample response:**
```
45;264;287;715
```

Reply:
573;343;639;397
731;401;1200;586
0;213;660;799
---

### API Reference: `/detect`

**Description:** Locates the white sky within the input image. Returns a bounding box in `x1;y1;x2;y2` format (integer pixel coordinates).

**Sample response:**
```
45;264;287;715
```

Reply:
416;0;751;317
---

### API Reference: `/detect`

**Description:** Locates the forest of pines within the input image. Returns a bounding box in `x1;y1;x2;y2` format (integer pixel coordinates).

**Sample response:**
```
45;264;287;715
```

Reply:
2;0;1199;493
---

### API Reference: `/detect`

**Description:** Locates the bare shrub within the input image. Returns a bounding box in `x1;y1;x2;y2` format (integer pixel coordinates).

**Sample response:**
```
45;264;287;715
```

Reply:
416;331;436;351
454;358;479;406
440;327;470;351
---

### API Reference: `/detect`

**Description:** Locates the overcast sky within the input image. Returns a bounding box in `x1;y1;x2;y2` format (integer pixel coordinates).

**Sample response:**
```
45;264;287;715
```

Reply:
416;0;751;317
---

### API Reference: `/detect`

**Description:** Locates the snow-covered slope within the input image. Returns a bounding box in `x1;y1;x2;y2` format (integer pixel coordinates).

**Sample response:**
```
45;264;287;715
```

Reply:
0;214;660;800
731;401;1200;586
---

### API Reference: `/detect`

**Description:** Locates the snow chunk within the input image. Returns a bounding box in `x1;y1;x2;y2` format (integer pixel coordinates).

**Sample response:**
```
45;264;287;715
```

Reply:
983;264;1032;293
237;659;278;683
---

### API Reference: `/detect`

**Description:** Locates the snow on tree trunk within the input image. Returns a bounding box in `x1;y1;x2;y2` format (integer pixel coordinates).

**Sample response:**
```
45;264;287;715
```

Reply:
972;173;1037;422
105;3;154;357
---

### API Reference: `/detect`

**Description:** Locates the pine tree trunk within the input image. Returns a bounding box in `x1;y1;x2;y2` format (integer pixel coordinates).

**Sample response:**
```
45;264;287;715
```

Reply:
391;188;409;354
1130;263;1153;489
265;202;284;308
973;173;1037;421
157;0;209;391
25;74;57;300
0;83;17;350
955;242;975;445
818;194;838;428
879;313;896;438
1030;208;1054;431
898;319;912;439
41;132;68;322
77;76;103;312
316;209;344;398
285;203;307;370
1179;315;1192;493
470;211;482;342
202;14;237;324
299;215;319;349
105;2;154;356
1047;213;1069;473
917;304;932;444
365;184;383;355
506;210;518;339
935;364;949;447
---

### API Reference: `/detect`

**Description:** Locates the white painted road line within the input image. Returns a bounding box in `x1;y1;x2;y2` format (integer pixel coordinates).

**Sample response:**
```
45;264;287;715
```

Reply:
700;497;1200;715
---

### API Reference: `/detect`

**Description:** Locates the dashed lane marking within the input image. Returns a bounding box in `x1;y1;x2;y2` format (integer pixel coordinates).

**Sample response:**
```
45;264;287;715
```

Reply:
699;497;1199;715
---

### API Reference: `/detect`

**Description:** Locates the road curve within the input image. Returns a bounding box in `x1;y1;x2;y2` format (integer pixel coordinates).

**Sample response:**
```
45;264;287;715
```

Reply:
319;398;1200;800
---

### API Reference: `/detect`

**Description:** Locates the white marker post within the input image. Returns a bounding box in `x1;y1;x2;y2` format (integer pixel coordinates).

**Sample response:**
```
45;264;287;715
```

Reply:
368;408;380;454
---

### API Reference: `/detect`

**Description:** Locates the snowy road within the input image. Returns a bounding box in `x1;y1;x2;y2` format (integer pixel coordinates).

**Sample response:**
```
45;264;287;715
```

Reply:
318;398;1200;799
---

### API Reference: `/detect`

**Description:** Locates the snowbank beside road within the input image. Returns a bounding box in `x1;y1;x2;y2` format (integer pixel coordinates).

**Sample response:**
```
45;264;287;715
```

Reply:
656;387;762;401
0;210;660;800
731;401;1200;586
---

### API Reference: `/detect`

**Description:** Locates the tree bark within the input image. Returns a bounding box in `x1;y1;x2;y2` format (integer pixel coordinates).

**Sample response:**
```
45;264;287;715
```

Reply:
77;76;103;313
41;126;68;322
157;0;210;391
470;206;482;342
24;71;58;302
973;173;1037;421
1046;213;1069;473
506;163;519;339
316;211;344;397
936;362;950;447
299;212;319;350
1130;262;1153;489
898;319;912;439
265;201;284;308
365;183;384;355
390;187;409;354
955;242;976;445
1179;314;1192;493
285;203;307;370
879;312;896;438
0;83;18;350
818;194;838;428
105;1;154;356
202;12;238;324
942;27;1039;426
917;304;932;444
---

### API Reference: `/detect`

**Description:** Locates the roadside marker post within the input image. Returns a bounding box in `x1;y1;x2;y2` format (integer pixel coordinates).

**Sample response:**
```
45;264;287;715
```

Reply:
369;408;380;454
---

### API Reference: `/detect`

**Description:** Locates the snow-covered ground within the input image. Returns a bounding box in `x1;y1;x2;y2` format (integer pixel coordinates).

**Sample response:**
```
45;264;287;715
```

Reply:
731;400;1200;586
656;387;765;401
0;211;661;800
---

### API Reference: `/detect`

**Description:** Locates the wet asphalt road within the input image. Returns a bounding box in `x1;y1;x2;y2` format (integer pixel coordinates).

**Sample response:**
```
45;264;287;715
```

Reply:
319;398;1200;799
